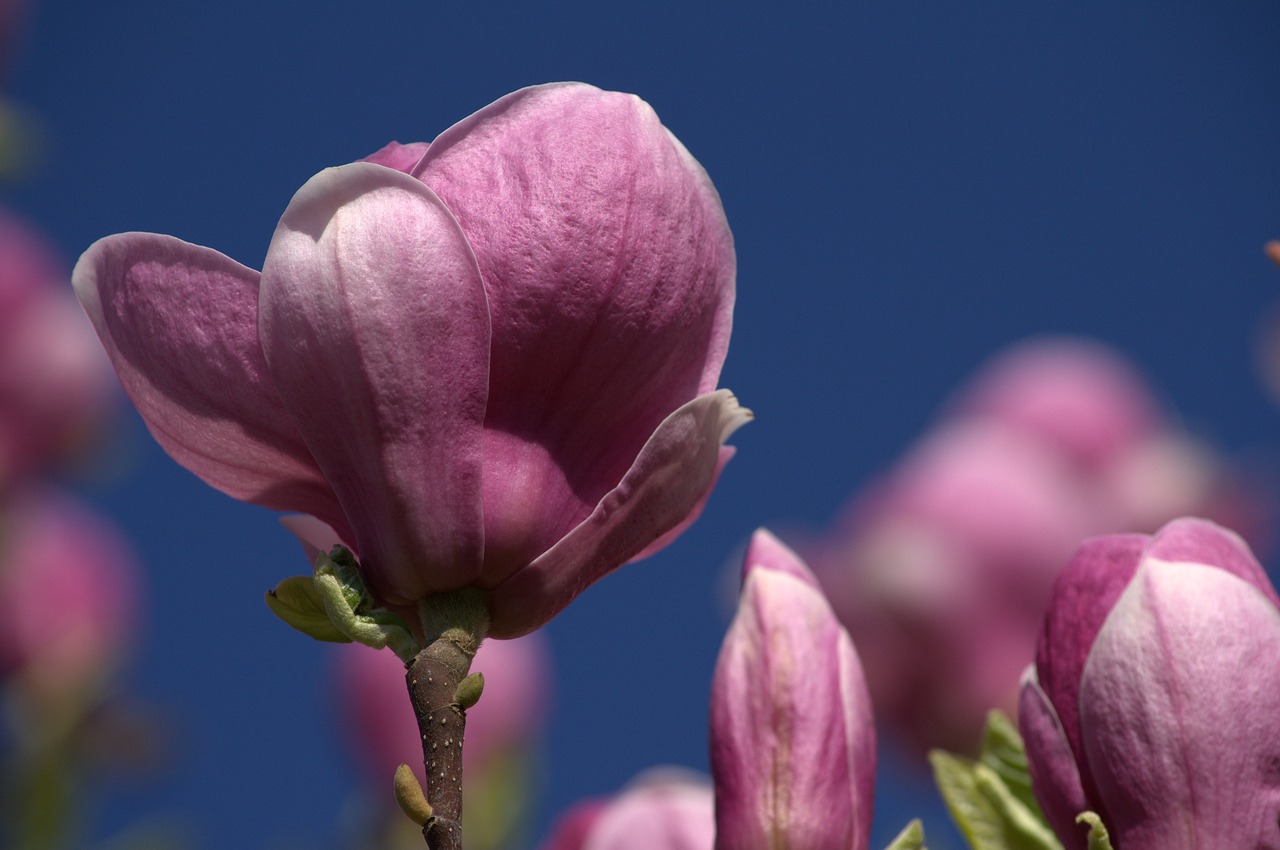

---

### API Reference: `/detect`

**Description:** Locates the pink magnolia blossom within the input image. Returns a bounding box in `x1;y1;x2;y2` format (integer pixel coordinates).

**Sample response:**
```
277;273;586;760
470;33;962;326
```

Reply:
711;530;875;850
812;337;1268;755
539;771;714;850
73;83;746;637
334;632;550;783
0;210;116;486
1019;517;1280;850
0;487;140;697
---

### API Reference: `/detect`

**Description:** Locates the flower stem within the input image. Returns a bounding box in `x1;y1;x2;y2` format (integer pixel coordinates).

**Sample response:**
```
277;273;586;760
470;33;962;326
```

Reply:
407;589;489;850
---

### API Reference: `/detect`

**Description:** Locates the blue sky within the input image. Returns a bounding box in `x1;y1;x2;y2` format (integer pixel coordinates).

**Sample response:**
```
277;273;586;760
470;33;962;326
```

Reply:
5;2;1280;848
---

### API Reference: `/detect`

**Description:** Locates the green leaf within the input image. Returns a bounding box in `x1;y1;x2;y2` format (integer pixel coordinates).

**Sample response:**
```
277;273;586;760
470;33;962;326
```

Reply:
884;819;927;850
929;747;1063;850
979;710;1048;822
265;576;351;643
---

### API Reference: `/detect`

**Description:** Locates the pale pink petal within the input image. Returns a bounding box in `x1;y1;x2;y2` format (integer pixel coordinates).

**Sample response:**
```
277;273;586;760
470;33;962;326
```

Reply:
259;162;489;604
361;141;430;173
71;232;345;532
279;513;344;565
630;445;734;562
1142;516;1280;607
484;390;748;637
580;771;715;850
1018;670;1089;850
416;82;735;573
711;530;874;850
1080;560;1280;850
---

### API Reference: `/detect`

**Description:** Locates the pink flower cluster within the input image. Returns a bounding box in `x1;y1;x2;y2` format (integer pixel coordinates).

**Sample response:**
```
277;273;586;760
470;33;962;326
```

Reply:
811;337;1265;754
0;208;136;700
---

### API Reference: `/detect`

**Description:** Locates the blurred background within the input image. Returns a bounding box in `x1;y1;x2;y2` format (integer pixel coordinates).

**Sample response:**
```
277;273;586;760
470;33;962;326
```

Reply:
1;2;1279;848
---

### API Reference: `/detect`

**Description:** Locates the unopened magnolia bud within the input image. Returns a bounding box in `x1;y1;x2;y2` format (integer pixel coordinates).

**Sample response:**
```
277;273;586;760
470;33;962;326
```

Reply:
454;672;484;710
394;763;432;826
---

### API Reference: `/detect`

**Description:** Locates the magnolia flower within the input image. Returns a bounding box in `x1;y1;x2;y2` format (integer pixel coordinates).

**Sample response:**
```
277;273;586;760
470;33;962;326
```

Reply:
0;487;140;698
812;337;1268;755
73;83;746;638
711;530;876;850
1019;517;1280;850
0;210;116;486
539;771;714;850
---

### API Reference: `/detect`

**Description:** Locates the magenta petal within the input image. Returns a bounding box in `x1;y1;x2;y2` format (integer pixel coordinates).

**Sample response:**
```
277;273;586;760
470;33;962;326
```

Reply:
1033;532;1146;797
485;390;748;637
1018;670;1090;850
417;83;735;568
1079;560;1280;850
259;163;489;604
711;530;875;850
71;232;345;531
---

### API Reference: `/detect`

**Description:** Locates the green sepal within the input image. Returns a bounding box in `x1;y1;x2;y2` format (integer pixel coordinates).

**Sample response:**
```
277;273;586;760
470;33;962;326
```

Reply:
265;576;352;643
929;711;1063;850
884;819;927;850
313;547;421;662
1076;812;1113;850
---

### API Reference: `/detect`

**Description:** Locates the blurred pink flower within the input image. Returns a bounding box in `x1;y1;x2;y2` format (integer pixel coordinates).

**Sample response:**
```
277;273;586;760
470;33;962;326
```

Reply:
0;487;140;697
0;210;116;486
1020;518;1280;850
811;337;1267;755
334;632;550;785
73;83;746;638
538;771;713;850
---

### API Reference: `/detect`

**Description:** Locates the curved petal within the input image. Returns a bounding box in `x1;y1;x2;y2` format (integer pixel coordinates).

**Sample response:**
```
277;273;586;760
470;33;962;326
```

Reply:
361;140;430;173
1018;669;1090;849
1079;560;1280;850
582;771;715;850
485;390;749;637
417;83;735;571
71;232;345;530
1033;531;1146;801
259;163;489;605
711;531;874;850
1143;516;1280;607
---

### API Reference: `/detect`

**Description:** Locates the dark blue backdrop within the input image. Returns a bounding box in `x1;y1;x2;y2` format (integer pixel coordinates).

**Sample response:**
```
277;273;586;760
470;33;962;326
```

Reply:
5;3;1280;848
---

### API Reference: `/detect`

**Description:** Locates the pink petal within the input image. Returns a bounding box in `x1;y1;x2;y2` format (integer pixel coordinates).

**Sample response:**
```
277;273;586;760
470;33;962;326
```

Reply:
538;800;609;850
416;82;735;573
1018;670;1090;850
711;530;875;850
1033;532;1146;805
1079;560;1280;850
577;771;715;850
948;337;1160;470
1142;516;1280;607
260;162;490;605
361;141;430;173
71;232;345;531
484;390;748;637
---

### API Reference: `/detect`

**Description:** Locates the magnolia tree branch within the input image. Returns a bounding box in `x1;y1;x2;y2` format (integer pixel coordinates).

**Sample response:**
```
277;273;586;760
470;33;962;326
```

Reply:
407;590;489;850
